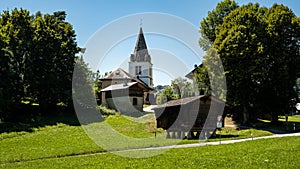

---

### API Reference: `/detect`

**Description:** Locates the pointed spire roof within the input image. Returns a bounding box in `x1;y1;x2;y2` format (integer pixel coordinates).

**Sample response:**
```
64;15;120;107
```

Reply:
134;27;148;53
131;27;151;62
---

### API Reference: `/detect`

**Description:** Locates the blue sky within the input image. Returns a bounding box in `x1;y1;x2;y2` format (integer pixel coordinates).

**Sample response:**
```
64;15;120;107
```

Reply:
1;0;299;85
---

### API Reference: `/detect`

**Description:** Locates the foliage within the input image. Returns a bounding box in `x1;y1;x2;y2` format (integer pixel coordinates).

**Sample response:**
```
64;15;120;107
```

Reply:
0;9;79;119
72;56;95;108
171;77;194;98
204;2;300;123
98;106;119;117
94;70;102;105
156;86;178;104
0;9;34;118
194;48;227;100
193;64;210;95
214;3;268;123
25;11;79;111
199;0;238;51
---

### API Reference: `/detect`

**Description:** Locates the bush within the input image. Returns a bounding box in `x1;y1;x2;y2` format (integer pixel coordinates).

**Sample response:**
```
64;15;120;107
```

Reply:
97;106;119;117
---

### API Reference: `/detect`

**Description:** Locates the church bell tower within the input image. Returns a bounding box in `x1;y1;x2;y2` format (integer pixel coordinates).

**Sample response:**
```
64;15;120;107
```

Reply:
129;27;153;87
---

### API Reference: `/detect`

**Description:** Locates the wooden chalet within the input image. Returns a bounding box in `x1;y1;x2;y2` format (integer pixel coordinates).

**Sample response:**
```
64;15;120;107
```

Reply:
152;95;225;139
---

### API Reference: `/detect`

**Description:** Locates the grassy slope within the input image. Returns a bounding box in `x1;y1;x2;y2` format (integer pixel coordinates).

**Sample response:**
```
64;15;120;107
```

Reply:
0;115;298;167
0;124;103;163
1;136;299;168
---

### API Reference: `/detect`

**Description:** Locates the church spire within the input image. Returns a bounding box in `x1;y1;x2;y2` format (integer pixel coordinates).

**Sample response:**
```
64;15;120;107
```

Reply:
129;26;153;87
131;27;151;62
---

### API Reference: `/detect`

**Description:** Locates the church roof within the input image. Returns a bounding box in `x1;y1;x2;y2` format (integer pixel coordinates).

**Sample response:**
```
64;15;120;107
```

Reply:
134;27;147;53
130;27;151;62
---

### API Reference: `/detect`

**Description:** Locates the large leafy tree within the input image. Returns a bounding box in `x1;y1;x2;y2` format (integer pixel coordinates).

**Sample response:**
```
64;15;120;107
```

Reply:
199;0;238;51
214;3;268;123
213;3;300;123
26;11;79;112
0;9;34;119
0;9;79;119
258;4;300;122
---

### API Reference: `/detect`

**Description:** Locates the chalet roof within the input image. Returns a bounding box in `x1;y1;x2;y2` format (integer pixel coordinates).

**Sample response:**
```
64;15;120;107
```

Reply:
101;82;137;92
152;95;206;110
103;68;133;79
102;68;153;90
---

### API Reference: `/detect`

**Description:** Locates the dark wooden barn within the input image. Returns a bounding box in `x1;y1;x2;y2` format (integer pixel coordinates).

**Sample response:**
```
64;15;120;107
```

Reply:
152;95;225;139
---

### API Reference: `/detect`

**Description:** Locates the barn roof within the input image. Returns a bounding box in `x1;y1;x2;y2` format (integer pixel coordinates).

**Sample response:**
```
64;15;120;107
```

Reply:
102;68;133;79
101;82;137;92
152;95;206;110
101;82;149;92
101;68;153;90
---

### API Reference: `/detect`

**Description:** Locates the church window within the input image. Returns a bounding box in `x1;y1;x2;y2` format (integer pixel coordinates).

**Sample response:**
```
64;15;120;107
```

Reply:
135;66;141;75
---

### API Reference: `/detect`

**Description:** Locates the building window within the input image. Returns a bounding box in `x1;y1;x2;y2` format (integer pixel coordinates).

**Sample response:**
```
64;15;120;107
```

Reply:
135;66;141;75
133;98;137;105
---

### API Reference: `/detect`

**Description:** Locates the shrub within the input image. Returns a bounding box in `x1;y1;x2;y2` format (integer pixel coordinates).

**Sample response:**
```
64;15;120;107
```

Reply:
97;106;119;117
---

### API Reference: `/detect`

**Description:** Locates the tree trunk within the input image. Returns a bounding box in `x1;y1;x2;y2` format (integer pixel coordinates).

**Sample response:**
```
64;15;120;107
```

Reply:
242;106;249;125
271;112;279;124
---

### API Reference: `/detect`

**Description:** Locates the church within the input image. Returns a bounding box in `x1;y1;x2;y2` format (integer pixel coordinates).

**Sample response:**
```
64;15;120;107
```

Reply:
100;27;154;114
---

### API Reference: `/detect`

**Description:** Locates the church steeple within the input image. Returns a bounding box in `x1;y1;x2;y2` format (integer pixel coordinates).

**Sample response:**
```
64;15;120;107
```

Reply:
131;27;151;62
129;26;153;87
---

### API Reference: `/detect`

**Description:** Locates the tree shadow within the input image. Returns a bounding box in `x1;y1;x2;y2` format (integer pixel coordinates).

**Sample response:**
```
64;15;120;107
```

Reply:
0;103;103;134
250;117;300;134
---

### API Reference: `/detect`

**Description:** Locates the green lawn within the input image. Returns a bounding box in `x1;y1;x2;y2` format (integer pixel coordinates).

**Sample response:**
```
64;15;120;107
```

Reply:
1;136;299;168
252;115;300;132
0;114;298;167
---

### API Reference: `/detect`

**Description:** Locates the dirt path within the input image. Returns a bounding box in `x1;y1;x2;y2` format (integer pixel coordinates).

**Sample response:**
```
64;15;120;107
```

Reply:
113;132;300;153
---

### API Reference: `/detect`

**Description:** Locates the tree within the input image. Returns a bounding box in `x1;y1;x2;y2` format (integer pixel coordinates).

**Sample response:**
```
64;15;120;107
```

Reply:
193;64;209;95
0;9;34;119
259;4;300;122
212;3;300;123
25;11;79;113
0;9;79;119
296;78;300;100
94;70;102;105
72;56;95;108
214;3;268;123
199;0;238;51
171;77;194;98
156;86;178;104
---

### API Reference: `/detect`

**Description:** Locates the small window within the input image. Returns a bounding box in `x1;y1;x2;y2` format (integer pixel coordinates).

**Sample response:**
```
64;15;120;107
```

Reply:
135;66;142;75
133;98;137;105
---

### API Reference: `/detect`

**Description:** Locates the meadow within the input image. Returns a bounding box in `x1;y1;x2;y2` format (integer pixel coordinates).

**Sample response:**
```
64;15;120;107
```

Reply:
1;136;299;168
0;114;299;168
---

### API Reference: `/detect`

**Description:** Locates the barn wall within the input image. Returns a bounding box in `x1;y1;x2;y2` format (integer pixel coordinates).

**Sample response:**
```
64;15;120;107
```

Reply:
106;96;144;113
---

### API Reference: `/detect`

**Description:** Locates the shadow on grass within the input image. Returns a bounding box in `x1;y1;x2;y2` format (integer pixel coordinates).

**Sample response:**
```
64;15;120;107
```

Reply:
0;103;104;134
249;116;300;134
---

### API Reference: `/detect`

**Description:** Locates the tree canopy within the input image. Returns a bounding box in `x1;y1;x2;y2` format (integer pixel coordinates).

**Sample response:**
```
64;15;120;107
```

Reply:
0;8;79;120
198;1;300;123
199;0;238;51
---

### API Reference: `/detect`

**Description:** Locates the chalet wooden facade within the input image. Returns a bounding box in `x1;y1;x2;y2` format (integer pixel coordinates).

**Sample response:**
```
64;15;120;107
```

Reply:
101;81;149;114
152;95;225;139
